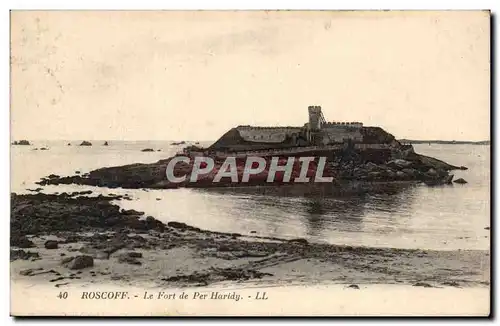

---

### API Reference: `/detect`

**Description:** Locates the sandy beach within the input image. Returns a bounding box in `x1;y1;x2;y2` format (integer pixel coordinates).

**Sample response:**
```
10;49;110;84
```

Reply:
10;191;490;316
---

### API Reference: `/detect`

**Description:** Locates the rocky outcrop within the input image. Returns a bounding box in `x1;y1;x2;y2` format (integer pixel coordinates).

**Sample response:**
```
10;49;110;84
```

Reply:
62;255;94;270
12;140;31;145
11;235;35;248
360;127;398;145
454;178;468;184
10;193;167;236
11;249;39;261
183;145;205;153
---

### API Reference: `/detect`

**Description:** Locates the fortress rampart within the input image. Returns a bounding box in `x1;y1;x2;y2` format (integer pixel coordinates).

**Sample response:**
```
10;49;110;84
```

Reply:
237;126;302;143
207;105;397;153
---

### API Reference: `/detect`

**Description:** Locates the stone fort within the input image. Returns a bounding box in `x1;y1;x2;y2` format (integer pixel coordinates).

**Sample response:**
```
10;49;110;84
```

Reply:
237;106;363;145
208;106;371;152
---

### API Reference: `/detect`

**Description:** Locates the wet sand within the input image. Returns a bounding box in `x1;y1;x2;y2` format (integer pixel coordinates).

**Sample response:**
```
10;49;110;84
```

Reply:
11;193;490;290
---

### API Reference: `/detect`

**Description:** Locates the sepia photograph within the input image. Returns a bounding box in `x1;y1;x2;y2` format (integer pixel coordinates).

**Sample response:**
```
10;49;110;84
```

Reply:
9;9;491;316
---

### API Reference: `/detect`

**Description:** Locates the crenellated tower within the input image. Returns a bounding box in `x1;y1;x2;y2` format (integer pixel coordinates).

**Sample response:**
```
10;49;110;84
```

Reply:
307;105;326;131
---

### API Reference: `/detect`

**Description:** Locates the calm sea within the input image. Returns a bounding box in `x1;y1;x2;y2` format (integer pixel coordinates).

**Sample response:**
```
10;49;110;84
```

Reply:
11;140;490;251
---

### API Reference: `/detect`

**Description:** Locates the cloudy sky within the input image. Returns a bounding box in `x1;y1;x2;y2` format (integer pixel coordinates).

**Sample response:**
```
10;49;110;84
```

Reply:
10;10;490;141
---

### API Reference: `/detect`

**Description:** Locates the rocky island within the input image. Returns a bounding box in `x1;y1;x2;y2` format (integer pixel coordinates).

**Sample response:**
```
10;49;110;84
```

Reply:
36;106;466;189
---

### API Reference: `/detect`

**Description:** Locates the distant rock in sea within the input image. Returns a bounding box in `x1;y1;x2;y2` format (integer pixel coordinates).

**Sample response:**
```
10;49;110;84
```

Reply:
103;141;109;146
171;141;186;146
79;141;92;146
12;140;30;145
141;148;155;152
398;139;490;145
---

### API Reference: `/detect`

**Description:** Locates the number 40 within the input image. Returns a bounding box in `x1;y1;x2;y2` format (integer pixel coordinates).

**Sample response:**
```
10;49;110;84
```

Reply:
57;292;68;299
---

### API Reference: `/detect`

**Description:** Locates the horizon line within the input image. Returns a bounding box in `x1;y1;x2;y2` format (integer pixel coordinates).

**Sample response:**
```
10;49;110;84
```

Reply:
10;138;491;143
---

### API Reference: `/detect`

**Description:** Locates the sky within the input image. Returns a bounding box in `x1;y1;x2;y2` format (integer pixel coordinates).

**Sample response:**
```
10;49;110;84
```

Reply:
10;10;490;141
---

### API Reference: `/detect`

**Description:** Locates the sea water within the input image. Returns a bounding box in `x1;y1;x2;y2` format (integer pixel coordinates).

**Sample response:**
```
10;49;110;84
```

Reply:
10;140;490;251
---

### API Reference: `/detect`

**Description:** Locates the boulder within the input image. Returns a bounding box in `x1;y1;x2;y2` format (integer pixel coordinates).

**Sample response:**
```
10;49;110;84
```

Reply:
427;168;438;176
44;240;59;249
386;159;412;170
145;216;165;232
118;252;142;265
453;178;468;184
62;255;94;270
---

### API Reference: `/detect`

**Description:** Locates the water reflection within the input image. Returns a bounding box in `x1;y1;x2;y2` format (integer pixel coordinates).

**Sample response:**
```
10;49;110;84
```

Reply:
199;182;417;240
303;199;327;238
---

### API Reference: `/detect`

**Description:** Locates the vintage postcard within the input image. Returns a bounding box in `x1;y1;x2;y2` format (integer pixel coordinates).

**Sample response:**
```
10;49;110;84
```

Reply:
9;10;490;316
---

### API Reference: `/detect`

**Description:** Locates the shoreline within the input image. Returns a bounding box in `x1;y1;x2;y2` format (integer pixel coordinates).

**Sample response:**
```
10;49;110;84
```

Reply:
11;192;490;290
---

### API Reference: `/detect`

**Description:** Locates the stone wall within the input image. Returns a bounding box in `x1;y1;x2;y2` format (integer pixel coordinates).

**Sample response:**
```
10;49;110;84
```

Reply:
323;122;363;128
320;125;363;144
236;126;303;143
